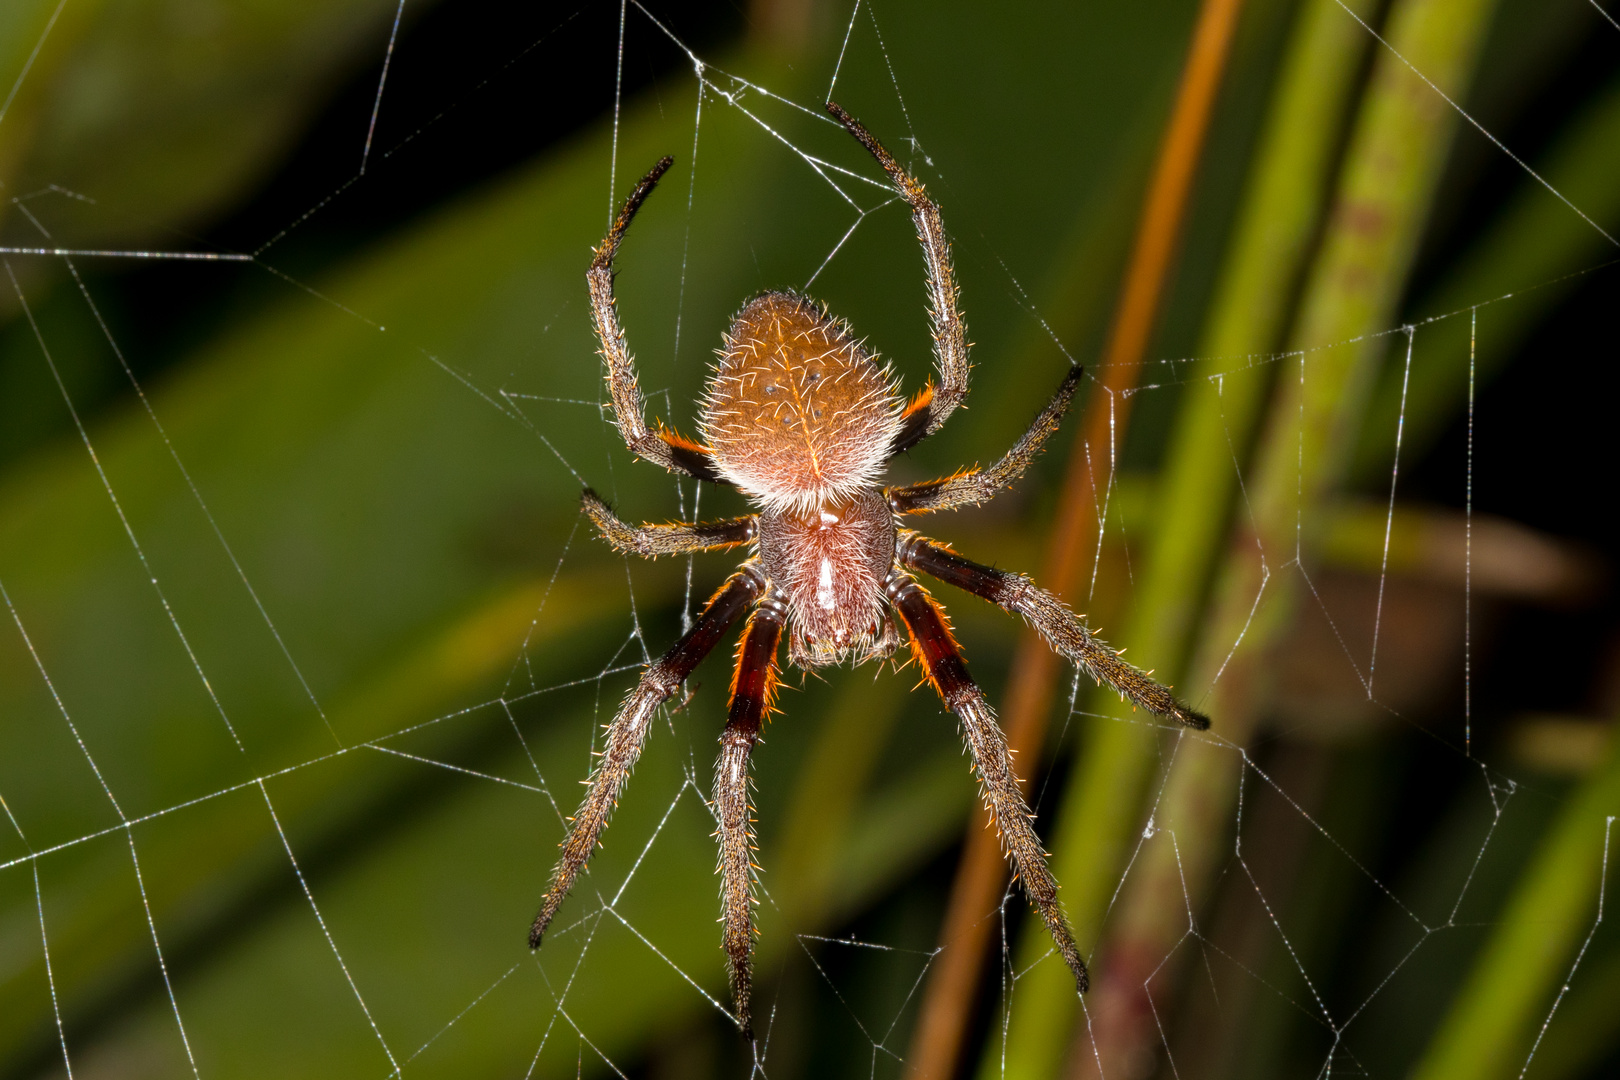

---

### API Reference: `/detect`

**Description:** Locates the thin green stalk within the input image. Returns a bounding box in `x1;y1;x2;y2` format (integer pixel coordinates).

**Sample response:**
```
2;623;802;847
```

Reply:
1071;0;1501;1073
1411;737;1620;1080
984;1;1377;1075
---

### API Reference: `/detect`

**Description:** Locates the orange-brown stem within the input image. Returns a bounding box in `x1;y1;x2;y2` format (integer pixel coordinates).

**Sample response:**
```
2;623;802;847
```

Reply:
901;0;1247;1074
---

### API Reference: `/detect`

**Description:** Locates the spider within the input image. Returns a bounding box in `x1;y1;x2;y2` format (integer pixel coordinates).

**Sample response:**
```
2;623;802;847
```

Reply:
528;101;1209;1037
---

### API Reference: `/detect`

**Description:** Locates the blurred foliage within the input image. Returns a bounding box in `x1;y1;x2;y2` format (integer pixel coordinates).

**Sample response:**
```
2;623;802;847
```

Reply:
0;0;408;248
0;1;1616;1078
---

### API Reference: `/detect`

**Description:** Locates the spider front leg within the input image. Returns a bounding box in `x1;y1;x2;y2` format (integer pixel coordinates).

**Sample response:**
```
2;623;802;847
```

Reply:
581;490;756;558
887;572;1090;993
588;158;728;483
713;591;786;1039
887;366;1082;514
529;564;764;950
827;102;969;451
898;534;1210;729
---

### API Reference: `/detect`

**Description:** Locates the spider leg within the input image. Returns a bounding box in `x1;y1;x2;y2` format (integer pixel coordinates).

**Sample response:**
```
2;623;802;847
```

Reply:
887;366;1082;514
589;157;730;484
887;571;1089;992
582;490;756;559
713;591;786;1039
529;563;764;950
826;102;969;450
897;534;1210;729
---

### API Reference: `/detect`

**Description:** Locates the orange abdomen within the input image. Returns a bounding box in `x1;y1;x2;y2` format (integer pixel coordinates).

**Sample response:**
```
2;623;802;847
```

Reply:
700;292;902;511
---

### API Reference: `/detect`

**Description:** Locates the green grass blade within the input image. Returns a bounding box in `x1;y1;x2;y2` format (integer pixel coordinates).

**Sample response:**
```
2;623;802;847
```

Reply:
0;0;411;247
1054;0;1504;1071
984;0;1378;1073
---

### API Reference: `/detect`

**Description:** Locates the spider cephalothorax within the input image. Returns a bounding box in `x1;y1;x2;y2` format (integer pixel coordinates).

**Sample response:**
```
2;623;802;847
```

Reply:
529;102;1210;1039
757;486;897;668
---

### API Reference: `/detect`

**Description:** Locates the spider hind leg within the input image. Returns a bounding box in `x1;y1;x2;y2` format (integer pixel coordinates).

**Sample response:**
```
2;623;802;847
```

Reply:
714;593;787;1039
887;571;1090;992
897;534;1210;729
528;565;762;950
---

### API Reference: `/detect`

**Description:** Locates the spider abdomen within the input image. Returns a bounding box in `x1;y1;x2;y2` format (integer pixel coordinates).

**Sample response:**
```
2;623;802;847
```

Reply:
700;291;902;512
758;488;896;667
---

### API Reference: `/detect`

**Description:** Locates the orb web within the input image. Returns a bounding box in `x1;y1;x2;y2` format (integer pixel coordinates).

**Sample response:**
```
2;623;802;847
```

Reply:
0;1;1617;1078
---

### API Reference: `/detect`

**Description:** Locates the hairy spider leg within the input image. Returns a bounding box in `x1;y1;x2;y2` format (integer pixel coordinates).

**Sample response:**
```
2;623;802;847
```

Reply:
529;564;765;950
887;366;1083;515
826;102;970;453
887;572;1089;992
898;535;1211;729
588;156;730;484
581;489;756;558
714;593;787;1038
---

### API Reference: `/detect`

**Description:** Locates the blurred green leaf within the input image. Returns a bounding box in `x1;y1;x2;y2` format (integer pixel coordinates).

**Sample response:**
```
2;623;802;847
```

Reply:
0;0;413;247
999;0;1506;1073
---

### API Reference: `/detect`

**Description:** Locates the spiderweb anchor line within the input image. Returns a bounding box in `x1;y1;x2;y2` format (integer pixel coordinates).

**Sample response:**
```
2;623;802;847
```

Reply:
0;0;68;130
2;574;204;1076
0;247;253;259
1519;816;1616;1078
59;254;341;746
1464;306;1477;756
5;259;245;751
360;0;411;176
1331;0;1617;247
1368;325;1416;699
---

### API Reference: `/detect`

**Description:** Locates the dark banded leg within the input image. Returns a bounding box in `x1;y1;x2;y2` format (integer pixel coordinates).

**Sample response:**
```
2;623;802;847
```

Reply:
582;490;756;558
589;157;728;483
898;534;1209;729
828;102;969;448
714;591;786;1038
887;366;1082;513
529;564;764;949
888;572;1089;993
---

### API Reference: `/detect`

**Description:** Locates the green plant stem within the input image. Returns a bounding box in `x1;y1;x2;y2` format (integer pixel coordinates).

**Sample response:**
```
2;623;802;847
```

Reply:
1412;737;1620;1080
984;1;1376;1075
915;0;1251;1070
1068;0;1503;1074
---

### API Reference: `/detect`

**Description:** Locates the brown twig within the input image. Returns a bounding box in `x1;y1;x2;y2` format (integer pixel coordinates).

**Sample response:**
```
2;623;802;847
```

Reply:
901;0;1247;1074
